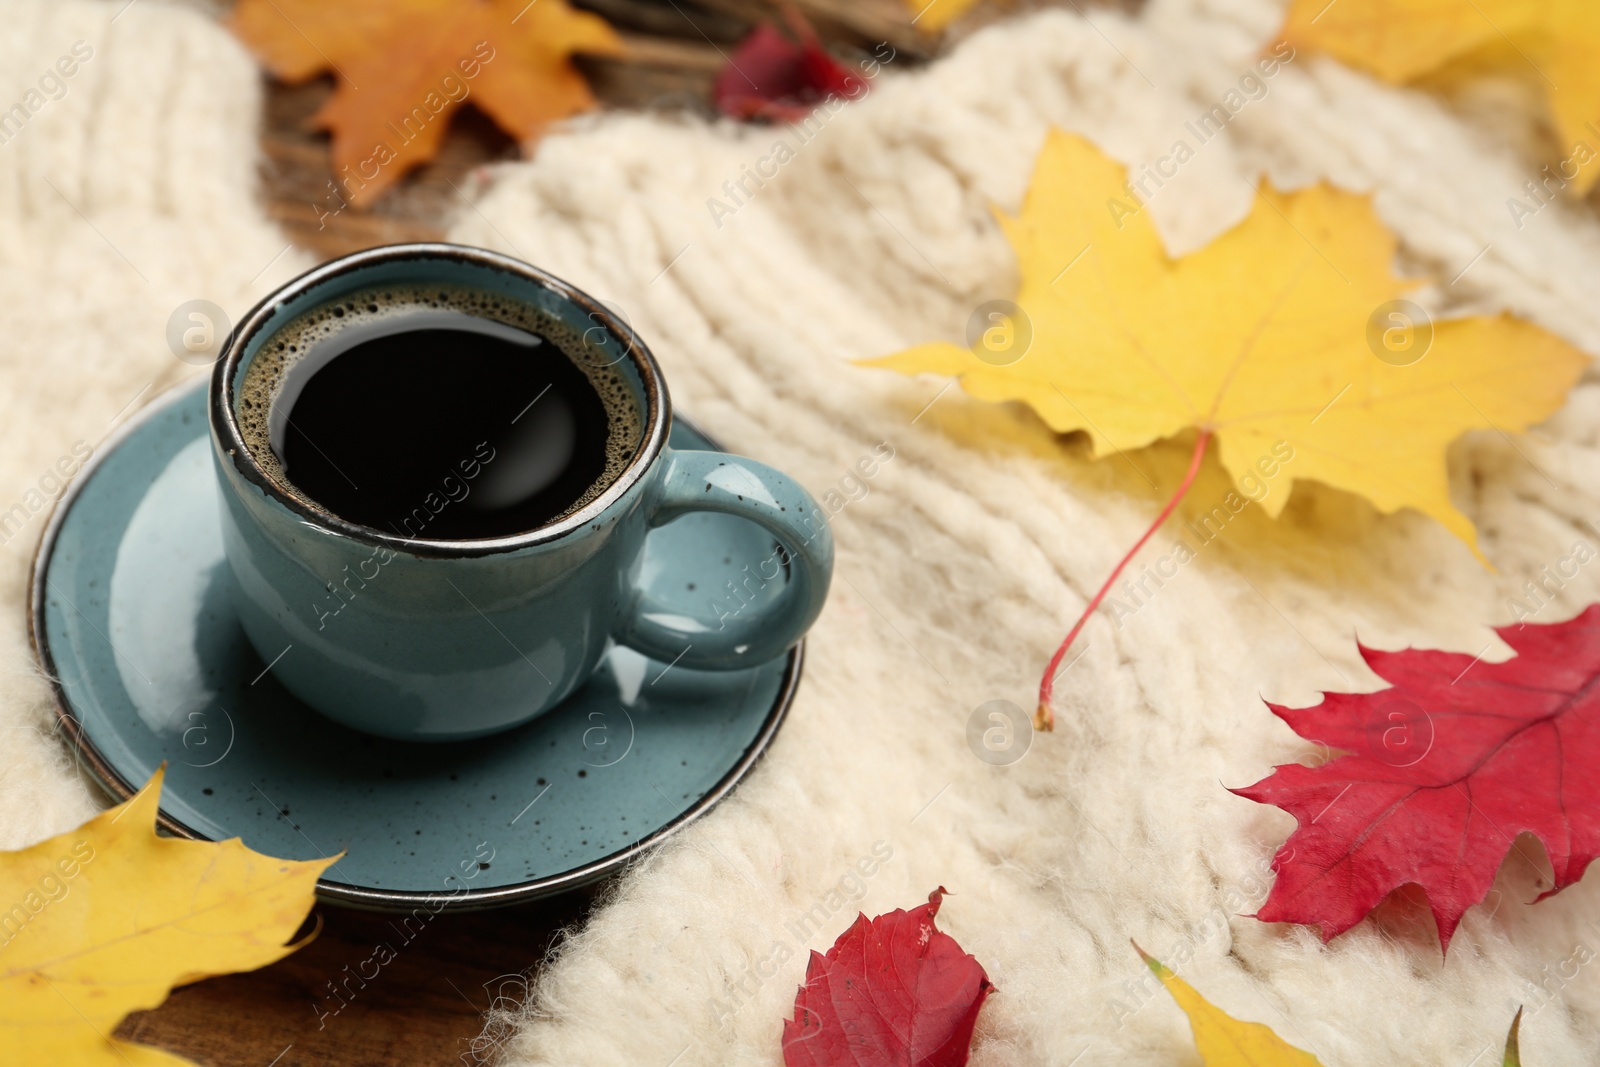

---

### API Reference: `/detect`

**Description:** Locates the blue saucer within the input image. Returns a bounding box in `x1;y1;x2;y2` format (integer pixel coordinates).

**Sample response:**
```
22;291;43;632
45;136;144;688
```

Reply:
30;381;800;909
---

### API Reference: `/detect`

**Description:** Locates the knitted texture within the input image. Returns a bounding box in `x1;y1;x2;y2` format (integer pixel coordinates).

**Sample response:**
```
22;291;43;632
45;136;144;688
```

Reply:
2;1;1599;1065
0;0;307;844
447;3;1600;1065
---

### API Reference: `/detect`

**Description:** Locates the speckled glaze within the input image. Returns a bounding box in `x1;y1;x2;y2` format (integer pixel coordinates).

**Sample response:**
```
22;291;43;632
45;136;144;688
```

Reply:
210;244;832;741
31;380;804;908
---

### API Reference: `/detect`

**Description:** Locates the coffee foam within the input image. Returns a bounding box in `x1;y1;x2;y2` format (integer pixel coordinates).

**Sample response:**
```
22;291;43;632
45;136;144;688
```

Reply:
236;283;644;532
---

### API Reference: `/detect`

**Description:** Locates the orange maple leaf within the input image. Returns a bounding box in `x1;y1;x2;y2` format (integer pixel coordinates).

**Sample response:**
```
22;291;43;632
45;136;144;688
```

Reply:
232;0;623;207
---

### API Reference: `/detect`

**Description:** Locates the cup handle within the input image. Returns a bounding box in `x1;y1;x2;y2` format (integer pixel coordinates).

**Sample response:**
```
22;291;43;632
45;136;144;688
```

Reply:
614;447;833;669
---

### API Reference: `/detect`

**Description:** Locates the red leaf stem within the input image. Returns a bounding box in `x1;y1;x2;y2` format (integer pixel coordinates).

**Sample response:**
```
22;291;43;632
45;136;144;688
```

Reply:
1035;430;1213;730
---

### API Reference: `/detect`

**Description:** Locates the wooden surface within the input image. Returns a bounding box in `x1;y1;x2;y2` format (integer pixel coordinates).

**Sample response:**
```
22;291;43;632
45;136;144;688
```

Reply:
260;0;933;262
116;889;601;1066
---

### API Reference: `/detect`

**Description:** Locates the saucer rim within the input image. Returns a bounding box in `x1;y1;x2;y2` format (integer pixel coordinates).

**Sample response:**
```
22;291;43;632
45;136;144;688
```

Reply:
29;378;803;910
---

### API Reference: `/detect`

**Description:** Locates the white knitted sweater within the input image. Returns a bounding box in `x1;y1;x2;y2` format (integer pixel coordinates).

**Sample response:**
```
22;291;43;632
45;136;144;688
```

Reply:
6;2;1600;1065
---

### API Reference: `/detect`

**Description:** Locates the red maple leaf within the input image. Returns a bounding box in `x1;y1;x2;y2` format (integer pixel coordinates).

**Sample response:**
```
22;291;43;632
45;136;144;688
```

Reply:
782;887;993;1067
1234;605;1600;951
713;16;863;122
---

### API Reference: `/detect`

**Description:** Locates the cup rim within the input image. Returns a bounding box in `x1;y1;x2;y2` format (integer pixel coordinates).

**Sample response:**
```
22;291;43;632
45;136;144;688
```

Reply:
211;243;671;558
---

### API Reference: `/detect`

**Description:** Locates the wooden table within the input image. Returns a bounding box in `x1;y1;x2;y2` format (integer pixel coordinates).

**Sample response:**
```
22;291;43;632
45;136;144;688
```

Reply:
254;0;931;263
116;889;601;1066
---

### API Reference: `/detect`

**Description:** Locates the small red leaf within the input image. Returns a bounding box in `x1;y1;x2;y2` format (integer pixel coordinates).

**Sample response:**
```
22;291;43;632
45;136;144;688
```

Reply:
713;16;864;122
1234;604;1600;951
782;887;993;1067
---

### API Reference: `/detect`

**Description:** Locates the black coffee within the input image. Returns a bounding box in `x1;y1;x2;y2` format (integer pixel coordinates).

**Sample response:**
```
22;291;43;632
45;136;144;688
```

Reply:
237;287;641;539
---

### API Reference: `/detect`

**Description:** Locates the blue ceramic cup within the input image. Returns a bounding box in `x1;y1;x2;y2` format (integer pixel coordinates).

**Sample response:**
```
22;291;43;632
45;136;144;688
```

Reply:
210;244;833;741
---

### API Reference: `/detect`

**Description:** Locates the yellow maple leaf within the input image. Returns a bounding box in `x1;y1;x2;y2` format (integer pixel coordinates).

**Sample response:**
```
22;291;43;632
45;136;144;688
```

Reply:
1140;944;1530;1064
1503;1007;1524;1065
862;130;1586;554
231;0;622;207
1135;943;1323;1065
904;0;983;32
1281;0;1600;194
0;768;335;1065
